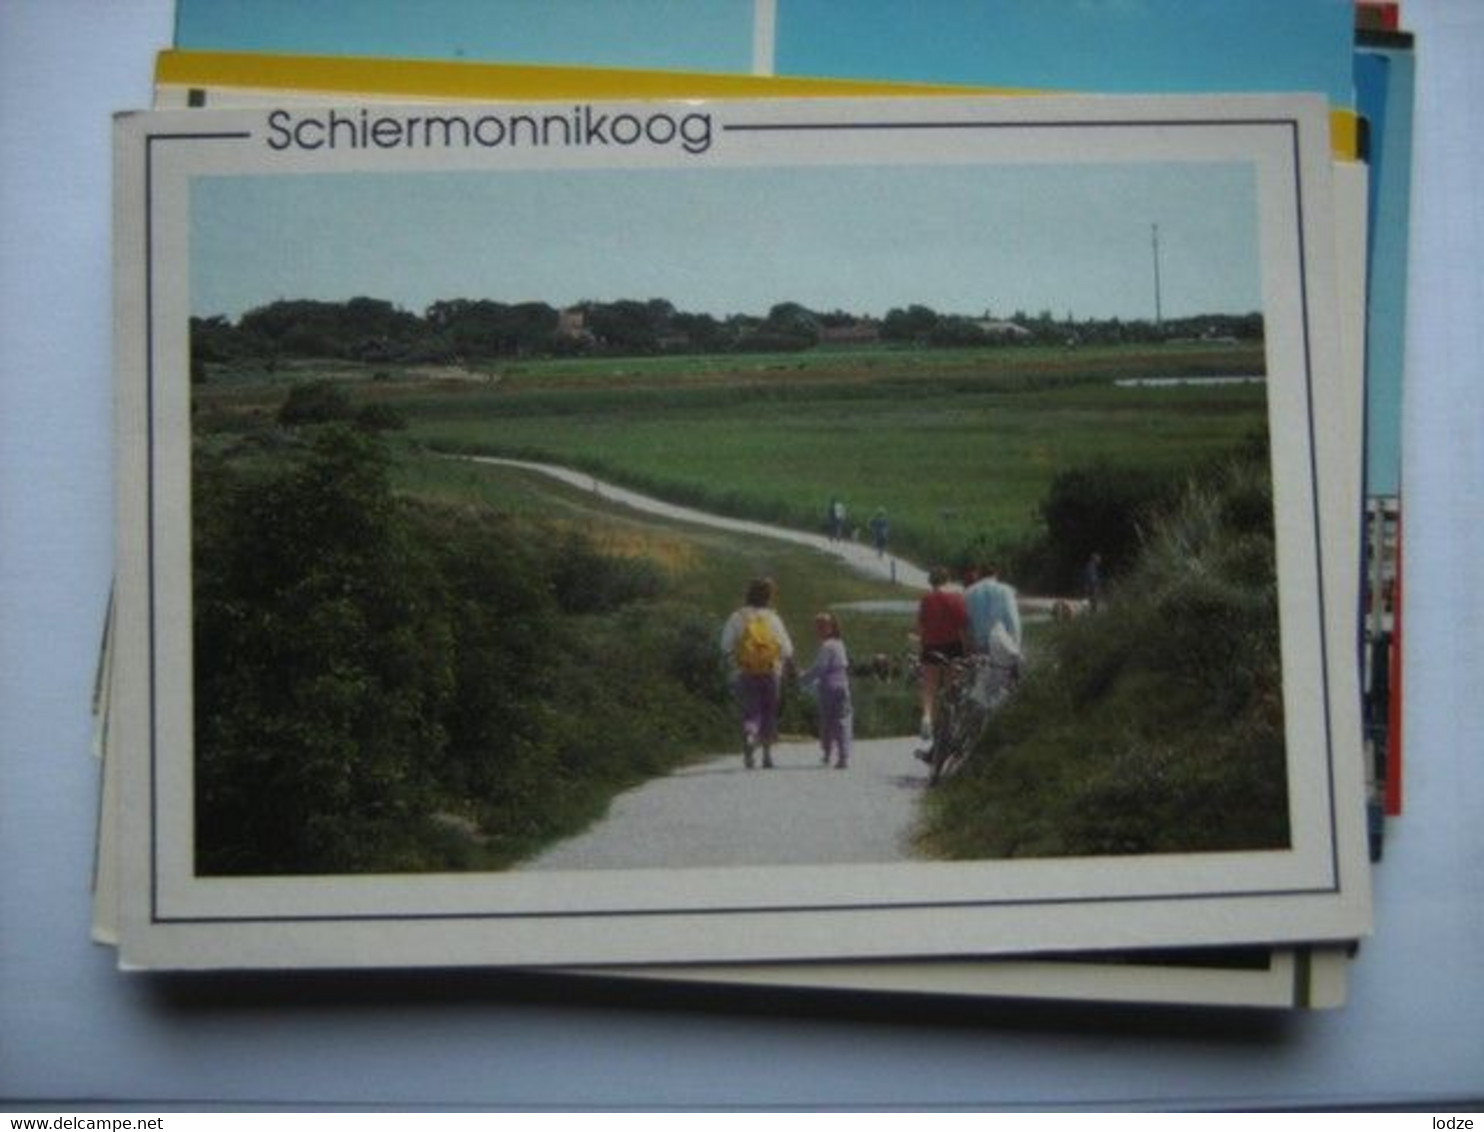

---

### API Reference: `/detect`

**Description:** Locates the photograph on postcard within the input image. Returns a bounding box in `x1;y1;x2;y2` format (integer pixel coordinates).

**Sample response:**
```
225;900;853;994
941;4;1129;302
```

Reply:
188;156;1280;876
111;95;1369;968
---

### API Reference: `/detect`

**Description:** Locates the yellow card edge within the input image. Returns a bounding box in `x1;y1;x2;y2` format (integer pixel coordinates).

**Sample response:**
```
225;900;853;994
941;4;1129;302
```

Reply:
156;49;1358;160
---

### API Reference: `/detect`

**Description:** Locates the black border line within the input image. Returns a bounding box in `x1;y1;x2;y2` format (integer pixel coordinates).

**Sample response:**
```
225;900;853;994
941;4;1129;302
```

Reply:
723;117;1300;134
143;114;1344;928
1287;124;1343;894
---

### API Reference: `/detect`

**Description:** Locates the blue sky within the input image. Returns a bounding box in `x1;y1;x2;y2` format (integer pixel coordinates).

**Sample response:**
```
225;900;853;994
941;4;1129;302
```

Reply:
190;160;1261;323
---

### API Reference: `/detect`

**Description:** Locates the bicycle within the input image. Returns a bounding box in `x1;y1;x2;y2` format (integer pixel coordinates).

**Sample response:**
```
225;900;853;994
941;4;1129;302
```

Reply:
915;648;1019;785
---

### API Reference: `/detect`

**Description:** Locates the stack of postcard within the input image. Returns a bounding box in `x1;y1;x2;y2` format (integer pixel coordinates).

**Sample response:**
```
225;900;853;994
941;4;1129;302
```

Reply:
92;1;1415;1010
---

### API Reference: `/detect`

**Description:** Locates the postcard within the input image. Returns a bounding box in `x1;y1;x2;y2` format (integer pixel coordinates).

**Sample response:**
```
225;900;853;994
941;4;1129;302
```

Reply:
167;0;1356;107
109;94;1369;970
92;140;1367;1006
128;60;1371;1001
577;946;1352;1010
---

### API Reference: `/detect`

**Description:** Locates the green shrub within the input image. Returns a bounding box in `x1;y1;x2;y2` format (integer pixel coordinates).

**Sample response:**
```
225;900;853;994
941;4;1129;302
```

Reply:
920;448;1288;860
194;428;455;874
1036;459;1184;590
194;432;742;873
404;505;560;817
354;401;408;432
547;530;665;615
277;380;353;426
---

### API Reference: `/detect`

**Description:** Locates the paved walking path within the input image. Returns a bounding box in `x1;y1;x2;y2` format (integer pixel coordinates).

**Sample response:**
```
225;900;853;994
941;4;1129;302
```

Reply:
454;455;930;589
453;453;1072;871
518;736;931;870
451;454;1080;617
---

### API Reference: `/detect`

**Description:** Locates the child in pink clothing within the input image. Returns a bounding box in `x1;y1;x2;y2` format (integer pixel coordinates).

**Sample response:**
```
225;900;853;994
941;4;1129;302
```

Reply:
798;612;853;769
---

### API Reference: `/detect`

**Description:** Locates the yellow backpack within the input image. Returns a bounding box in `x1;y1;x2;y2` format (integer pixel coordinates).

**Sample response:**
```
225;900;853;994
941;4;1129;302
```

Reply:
735;611;781;675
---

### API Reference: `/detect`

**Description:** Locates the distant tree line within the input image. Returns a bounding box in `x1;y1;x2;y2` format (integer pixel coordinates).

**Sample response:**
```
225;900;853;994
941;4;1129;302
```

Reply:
191;295;1263;374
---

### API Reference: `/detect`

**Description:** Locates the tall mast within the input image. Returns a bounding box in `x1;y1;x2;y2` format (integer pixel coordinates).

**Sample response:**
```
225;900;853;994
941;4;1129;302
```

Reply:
1151;223;1164;330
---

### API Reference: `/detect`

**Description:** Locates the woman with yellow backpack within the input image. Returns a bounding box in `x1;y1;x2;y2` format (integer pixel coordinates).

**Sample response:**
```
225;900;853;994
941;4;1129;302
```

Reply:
719;577;796;769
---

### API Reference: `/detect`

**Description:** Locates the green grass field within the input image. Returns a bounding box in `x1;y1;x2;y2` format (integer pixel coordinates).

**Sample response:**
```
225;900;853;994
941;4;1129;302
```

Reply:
457;339;1261;391
404;387;1265;571
197;341;1268;574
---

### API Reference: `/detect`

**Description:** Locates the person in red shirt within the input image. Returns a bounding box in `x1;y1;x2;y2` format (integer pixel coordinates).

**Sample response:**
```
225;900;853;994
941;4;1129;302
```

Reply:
916;566;969;739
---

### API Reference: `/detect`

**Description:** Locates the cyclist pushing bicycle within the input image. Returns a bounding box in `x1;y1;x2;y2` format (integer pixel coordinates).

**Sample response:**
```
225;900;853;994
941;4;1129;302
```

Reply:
914;563;1024;783
914;566;970;742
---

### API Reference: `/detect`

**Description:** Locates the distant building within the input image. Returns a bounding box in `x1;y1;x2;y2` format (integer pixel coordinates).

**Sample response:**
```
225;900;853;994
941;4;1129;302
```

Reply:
973;318;1032;340
817;320;881;346
556;307;594;342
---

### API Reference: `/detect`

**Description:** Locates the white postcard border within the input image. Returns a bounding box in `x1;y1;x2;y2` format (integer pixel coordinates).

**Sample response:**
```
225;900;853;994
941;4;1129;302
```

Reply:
112;94;1371;969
